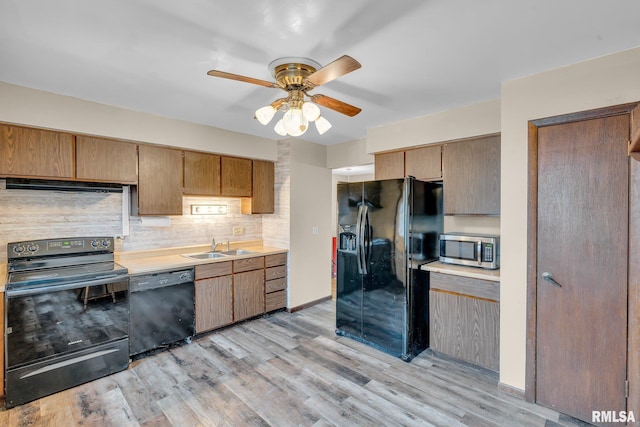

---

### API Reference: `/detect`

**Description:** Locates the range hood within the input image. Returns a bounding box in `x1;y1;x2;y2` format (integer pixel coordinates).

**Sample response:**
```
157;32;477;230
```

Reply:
5;178;124;193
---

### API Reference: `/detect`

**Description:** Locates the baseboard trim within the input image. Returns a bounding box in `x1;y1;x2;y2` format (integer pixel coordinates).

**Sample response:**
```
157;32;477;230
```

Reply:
498;382;525;399
287;295;332;313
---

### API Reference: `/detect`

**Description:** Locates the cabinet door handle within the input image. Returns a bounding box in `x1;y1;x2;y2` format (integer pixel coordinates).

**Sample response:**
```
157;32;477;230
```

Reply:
542;272;562;287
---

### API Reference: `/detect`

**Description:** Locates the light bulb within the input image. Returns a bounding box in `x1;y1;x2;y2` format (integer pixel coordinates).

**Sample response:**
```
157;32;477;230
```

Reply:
255;105;276;125
302;102;320;122
315;116;332;135
274;118;287;136
282;108;308;136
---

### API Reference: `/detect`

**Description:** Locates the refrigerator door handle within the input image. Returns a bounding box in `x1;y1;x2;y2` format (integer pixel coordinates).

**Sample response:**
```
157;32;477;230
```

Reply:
362;205;369;275
356;205;364;274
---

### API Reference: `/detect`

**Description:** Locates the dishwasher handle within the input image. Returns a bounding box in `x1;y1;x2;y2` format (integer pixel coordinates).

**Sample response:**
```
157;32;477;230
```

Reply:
130;269;194;292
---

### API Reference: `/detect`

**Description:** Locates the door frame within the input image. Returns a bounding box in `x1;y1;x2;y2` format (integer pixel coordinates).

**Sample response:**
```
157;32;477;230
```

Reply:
525;102;640;405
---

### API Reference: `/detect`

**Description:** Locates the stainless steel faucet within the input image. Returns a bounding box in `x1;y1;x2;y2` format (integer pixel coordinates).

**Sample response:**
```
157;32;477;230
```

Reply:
212;238;230;252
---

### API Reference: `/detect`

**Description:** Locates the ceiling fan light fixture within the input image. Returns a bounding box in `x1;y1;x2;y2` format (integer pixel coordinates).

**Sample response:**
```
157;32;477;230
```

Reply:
315;116;332;135
282;108;308;136
255;105;276;125
274;118;287;136
302;101;320;122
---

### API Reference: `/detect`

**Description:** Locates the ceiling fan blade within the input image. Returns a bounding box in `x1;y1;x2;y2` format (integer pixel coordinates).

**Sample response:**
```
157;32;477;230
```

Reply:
305;55;361;87
206;70;278;88
310;94;361;117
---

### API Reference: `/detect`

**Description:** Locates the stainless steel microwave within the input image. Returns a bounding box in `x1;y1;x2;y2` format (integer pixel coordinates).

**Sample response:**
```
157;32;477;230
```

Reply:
439;233;499;270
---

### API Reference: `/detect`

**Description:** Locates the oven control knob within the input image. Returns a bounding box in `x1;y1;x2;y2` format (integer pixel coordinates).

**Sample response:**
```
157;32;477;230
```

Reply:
91;240;99;248
179;272;189;281
13;245;25;254
27;244;39;253
102;239;110;247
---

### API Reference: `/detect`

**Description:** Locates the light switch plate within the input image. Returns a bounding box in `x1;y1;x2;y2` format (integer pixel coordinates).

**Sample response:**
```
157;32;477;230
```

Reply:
312;226;319;235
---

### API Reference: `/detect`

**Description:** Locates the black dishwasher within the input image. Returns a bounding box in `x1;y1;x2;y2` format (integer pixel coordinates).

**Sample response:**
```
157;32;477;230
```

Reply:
129;268;195;356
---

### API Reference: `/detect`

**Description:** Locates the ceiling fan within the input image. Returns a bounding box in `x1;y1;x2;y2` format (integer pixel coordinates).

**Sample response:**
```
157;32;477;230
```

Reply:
207;55;362;137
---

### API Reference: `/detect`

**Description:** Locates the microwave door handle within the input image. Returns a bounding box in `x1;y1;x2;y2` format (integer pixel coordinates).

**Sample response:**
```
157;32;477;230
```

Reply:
356;205;364;274
477;241;482;265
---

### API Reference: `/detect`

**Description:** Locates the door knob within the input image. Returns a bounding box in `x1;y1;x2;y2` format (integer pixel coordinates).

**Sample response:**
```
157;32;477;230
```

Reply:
542;272;562;287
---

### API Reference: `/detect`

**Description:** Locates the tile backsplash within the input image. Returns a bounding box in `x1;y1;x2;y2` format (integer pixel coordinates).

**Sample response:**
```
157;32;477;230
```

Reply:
0;180;263;260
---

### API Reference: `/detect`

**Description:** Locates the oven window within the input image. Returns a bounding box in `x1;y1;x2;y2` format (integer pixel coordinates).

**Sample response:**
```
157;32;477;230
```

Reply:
6;279;129;369
444;240;476;261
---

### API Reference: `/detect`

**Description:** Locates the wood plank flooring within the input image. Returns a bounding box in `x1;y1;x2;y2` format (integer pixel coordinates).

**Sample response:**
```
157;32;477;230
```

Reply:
0;300;592;426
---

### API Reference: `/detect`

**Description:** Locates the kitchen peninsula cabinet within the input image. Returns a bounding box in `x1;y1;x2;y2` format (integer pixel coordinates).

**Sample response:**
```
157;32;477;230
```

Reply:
443;134;500;215
241;159;274;214
134;145;183;215
183;151;221;196
233;256;265;321
195;261;233;333
221;156;252;197
0;123;74;179
265;253;287;311
429;271;500;371
76;135;138;184
374;151;404;180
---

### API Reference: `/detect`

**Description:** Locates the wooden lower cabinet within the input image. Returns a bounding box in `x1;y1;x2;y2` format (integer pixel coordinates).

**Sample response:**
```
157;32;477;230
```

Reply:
429;272;500;372
233;269;265;322
265;253;287;311
194;262;233;333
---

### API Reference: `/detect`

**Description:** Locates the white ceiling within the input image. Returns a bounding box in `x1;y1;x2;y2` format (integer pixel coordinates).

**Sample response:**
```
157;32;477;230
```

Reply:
1;0;640;146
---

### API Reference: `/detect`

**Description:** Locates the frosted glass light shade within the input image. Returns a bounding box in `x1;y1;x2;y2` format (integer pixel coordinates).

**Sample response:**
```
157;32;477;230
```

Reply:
255;105;276;125
315;116;332;135
302;102;320;121
274;118;287;136
282;108;308;136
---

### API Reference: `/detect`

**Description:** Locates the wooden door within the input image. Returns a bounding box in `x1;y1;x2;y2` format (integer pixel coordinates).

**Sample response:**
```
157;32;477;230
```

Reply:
76;135;138;183
374;151;404;180
183;151;221;196
233;269;265;321
137;145;183;215
535;115;629;423
0;124;74;179
221;156;252;197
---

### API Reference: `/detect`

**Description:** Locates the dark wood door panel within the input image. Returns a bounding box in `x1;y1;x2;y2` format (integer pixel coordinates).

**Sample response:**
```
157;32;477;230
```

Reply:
536;114;629;423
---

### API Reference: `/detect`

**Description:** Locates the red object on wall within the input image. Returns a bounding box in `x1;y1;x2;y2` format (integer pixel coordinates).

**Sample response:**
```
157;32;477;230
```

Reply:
331;237;337;278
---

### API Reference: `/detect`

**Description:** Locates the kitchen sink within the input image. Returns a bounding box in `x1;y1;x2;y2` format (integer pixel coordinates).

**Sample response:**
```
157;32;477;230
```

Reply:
181;252;229;260
220;249;256;256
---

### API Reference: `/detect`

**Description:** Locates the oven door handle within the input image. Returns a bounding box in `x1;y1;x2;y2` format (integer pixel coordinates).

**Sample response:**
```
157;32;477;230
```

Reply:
6;275;129;297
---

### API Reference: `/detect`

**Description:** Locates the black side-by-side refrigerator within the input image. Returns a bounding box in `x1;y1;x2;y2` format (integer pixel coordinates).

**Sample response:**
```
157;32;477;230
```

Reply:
336;177;443;361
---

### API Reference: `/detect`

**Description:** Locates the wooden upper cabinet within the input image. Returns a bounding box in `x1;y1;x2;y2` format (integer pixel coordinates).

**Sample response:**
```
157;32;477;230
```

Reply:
374;151;404;180
443;134;501;215
76;135;138;183
183;151;221;196
221;156;252;197
0;124;74;179
405;145;442;181
241;159;274;214
136;145;183;215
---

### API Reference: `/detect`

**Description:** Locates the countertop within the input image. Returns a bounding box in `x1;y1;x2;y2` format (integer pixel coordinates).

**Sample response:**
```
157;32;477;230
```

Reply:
420;261;500;282
0;241;288;291
116;241;288;275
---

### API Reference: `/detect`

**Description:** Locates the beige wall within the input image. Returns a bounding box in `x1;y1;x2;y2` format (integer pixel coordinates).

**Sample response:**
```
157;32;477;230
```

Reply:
367;99;501;153
326;138;374;169
500;46;640;391
0;82;277;161
289;140;333;307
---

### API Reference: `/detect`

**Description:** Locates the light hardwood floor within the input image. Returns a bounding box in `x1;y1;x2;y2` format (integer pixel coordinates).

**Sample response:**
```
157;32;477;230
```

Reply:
0;300;591;426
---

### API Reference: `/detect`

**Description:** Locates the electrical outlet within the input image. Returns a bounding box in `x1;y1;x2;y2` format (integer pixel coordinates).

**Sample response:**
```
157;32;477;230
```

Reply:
233;226;244;236
312;226;319;235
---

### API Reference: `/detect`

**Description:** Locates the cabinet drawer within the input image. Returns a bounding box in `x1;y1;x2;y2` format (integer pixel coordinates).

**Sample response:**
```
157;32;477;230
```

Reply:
233;256;264;273
265;253;287;268
265;265;287;281
266;290;286;311
266;277;287;293
195;261;232;280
